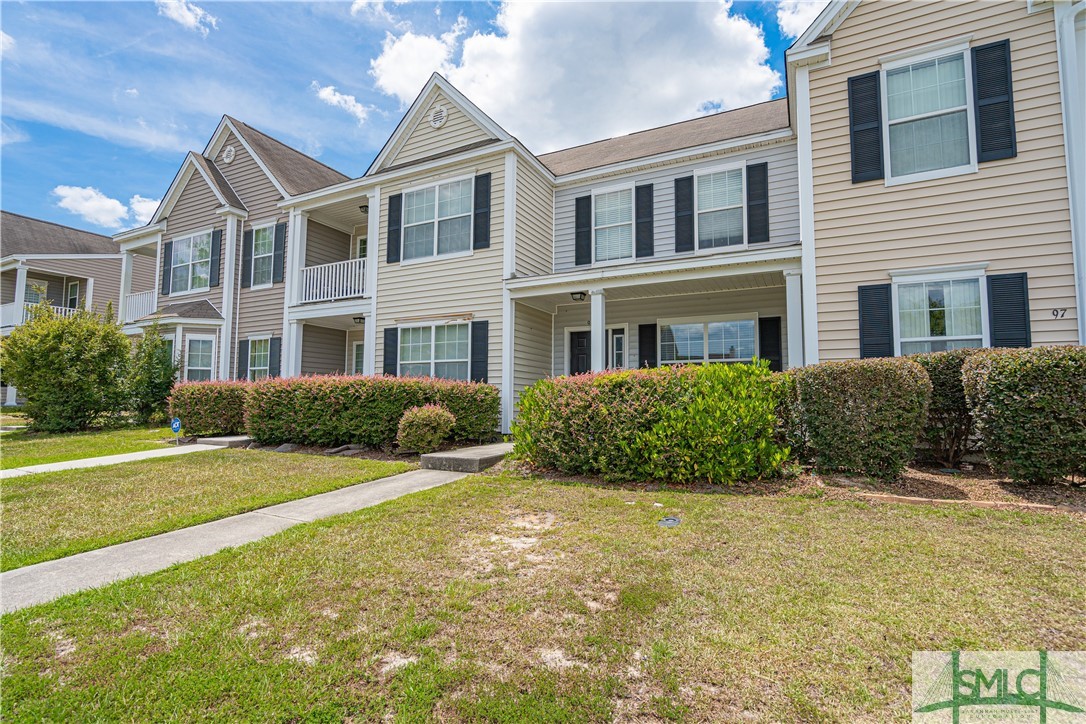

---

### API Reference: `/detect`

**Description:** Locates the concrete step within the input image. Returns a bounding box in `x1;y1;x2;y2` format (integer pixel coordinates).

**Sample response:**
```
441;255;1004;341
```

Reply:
198;435;253;448
420;442;513;473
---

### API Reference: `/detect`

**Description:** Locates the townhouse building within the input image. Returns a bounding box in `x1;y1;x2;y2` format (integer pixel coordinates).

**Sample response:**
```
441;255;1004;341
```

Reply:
107;0;1083;432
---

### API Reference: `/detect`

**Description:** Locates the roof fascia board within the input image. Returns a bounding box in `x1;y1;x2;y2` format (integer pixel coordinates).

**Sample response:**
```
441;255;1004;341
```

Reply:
8;253;124;260
133;316;225;327
216;205;249;218
789;0;858;55
211;117;290;199
152;154;228;223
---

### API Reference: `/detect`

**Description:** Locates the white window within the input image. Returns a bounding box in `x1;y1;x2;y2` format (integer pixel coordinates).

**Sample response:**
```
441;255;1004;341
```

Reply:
883;47;976;182
171;232;212;294
355;236;368;259
67;281;80;309
248;338;271;381
402;178;473;261
593;188;633;263
399;323;470;381
610;328;626;369
696;167;745;250
893;270;988;355
352;341;365;374
659;315;757;365
250;225;274;287
24;278;48;305
185;336;215;381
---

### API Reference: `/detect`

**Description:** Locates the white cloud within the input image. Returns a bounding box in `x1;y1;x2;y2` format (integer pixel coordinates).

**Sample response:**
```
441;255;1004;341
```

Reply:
776;0;829;39
124;88;140;97
310;81;369;126
369;2;781;153
51;186;161;229
128;195;160;225
1;31;14;56
350;0;409;28
155;0;218;38
1;120;29;146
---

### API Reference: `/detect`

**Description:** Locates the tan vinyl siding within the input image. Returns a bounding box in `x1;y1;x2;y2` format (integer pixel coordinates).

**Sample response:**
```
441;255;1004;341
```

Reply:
1;270;16;305
14;272;65;306
552;141;800;273
179;327;222;381
512;302;552;408
300;324;347;375
388;91;495;168
305;221;350;267
809;0;1077;359
162;172;226;314
24;258;125;317
550;286;789;374
375;154;506;389
514;158;554;277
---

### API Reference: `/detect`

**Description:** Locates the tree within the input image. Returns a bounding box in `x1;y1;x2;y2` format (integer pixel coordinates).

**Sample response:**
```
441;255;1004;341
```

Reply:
0;298;130;432
128;322;178;424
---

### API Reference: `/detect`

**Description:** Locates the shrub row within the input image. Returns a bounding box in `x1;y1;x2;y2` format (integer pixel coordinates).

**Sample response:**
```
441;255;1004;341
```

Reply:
244;375;499;447
169;381;250;436
512;362;789;485
909;349;978;468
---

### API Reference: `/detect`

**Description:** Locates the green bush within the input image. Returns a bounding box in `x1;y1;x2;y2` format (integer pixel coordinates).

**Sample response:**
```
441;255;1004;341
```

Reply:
910;349;979;467
128;322;178;424
0;300;129;432
790;358;931;480
512;362;789;484
169;381;249;436
962;346;1086;484
396;404;456;454
245;375;499;447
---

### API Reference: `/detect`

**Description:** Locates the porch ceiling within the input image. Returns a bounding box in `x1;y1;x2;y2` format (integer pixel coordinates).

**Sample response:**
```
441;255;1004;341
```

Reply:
300;312;367;331
306;197;369;235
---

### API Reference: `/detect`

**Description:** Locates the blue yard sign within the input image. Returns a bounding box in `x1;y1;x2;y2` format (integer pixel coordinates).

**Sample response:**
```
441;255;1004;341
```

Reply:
171;417;182;445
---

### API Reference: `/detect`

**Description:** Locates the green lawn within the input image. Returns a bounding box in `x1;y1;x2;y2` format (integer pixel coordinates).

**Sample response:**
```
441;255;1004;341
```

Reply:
2;474;1082;721
1;449;413;571
0;426;171;469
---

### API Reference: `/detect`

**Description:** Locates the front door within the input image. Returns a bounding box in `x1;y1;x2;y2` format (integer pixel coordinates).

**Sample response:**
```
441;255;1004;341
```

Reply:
569;331;591;375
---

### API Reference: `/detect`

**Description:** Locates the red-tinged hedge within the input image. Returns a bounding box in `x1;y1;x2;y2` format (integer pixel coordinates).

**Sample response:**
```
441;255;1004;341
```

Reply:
397;404;456;454
244;374;499;447
169;381;250;436
962;345;1086;484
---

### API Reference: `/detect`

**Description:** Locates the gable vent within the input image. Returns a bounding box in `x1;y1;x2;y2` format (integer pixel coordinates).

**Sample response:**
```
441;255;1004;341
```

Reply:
222;145;236;164
430;105;448;129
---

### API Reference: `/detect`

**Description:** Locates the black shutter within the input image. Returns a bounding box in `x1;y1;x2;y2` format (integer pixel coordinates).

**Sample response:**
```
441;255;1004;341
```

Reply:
635;184;654;258
758;316;783;372
241;229;253;289
160;241;173;296
470;320;489;383
272;222;287;284
972;39;1016;163
574;195;591;266
638;324;657;368
237;340;249;380
674;176;694;253
268;337;281;378
383;328;398;375
473;173;491;250
858;284;893;358
209;229;222;287
987;272;1031;348
746;163;770;244
848;72;884;183
387;193;402;264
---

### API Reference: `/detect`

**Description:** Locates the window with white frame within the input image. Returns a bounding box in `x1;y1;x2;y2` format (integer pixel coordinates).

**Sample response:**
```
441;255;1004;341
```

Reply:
610;328;626;369
885;50;973;180
185;336;214;381
895;276;985;354
696;168;745;249
593;188;633;263
67;281;79;309
402;178;472;261
352;341;365;374
356;236;368;259
248;338;271;380
251;225;274;287
24;279;48;305
399;323;469;380
171;232;212;294
659;316;757;364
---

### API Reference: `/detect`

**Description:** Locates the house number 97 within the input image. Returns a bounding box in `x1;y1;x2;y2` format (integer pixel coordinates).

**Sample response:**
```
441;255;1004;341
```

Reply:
1052;309;1067;318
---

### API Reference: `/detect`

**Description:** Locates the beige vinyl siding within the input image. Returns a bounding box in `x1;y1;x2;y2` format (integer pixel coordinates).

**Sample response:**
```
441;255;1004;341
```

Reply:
375;154;506;388
552;141;800;273
22;257;126;317
387;91;495;169
9;272;65;306
550;285;789;374
162;172;226;313
305;221;350;267
809;0;1077;359
179;326;222;380
1;270;16;304
300;324;347;375
514;158;555;277
512;302;552;408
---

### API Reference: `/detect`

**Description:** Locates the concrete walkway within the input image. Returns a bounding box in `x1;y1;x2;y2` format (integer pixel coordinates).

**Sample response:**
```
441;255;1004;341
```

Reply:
0;444;222;479
0;468;464;613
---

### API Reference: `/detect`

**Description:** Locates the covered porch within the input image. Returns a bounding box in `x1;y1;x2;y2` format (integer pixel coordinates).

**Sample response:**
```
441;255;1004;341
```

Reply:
1;262;97;332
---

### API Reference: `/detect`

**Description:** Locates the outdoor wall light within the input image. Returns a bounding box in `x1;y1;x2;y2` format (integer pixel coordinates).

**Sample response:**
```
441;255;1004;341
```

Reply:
359;204;369;214
570;292;587;302
352;316;364;325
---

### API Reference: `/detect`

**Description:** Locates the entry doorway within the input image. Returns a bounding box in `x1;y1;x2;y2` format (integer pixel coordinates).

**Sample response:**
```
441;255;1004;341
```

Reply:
567;327;627;375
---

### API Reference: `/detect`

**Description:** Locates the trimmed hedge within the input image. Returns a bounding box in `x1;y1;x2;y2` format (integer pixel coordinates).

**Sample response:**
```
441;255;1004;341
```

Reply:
789;358;931;480
245;374;499;447
962;346;1086;484
169;381;249;436
512;362;789;484
910;349;979;467
397;404;456;454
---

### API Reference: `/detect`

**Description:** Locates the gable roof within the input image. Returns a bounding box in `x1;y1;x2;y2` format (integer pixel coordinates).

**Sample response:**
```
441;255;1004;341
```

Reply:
225;117;350;197
151;151;244;224
537;99;791;177
190;154;245;210
142;298;223;322
1;211;118;257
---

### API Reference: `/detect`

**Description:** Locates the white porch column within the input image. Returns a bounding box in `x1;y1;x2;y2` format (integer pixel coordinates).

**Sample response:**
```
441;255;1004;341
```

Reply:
363;188;380;375
287;320;305;377
219;213;239;377
118;253;134;323
4;385;17;406
287;210;308;306
590;288;607;372
784;270;805;368
83;278;94;311
13;266;27;323
796;64;820;365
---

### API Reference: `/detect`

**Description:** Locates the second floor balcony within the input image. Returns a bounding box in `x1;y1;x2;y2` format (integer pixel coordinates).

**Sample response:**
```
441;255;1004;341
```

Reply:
298;257;367;304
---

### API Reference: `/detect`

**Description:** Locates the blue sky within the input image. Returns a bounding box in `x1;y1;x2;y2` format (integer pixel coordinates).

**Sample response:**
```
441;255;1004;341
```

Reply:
1;0;825;234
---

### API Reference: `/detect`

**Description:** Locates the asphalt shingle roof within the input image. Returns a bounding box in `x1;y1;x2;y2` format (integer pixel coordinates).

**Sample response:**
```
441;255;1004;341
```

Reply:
143;299;223;322
0;211;119;257
190;153;246;211
226;117;351;197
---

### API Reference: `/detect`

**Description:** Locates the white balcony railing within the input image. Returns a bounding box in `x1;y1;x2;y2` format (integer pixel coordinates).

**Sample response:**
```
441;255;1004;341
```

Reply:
124;290;156;323
299;257;367;304
1;303;81;327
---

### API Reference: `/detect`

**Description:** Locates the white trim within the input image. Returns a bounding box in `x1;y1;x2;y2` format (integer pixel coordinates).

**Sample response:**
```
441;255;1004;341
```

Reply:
784;269;804;368
399;173;475;263
205;117;290;199
888;262;989;279
23;277;49;305
788;0;858;57
5;253;125;261
657;313;760;365
503;152;517;278
183;332;217;382
561;325;591;376
1055;1;1086;343
693;161;748;254
590;182;636;266
795;64;820;365
609;324;629;370
501;152;517;433
249;221;276;288
220;214;238;378
350;340;366;374
395;319;472;381
166;228;215;296
152;153;243;225
246;334;273;381
114;221;166;245
66;280;80;309
364;188;380;376
889;266;990;356
878;35;974;66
